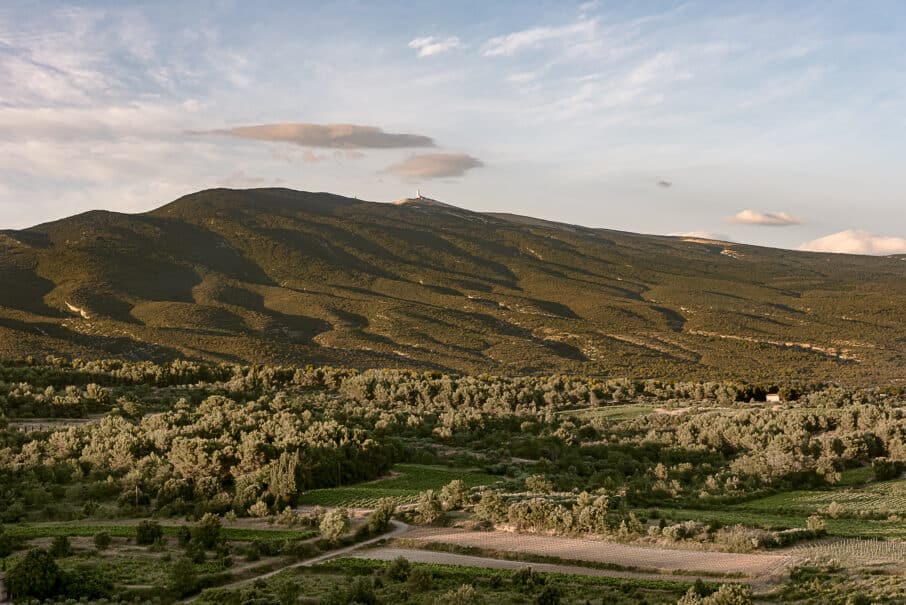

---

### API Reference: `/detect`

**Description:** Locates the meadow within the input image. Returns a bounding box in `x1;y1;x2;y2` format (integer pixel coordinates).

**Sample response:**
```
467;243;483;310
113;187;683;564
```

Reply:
296;463;501;507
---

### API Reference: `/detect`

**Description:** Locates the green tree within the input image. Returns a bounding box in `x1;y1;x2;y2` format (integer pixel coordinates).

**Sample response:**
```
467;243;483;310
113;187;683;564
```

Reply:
93;531;112;550
6;549;64;601
415;489;443;524
50;535;72;558
440;479;469;511
191;512;222;549
387;555;411;581
524;475;553;494
319;509;350;542
268;451;299;507
437;584;482;605
367;498;396;534
0;525;19;558
136;520;164;545
677;584;752;605
169;556;197;597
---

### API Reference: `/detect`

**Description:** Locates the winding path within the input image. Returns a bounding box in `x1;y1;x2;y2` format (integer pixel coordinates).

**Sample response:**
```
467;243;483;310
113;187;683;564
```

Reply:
186;520;410;602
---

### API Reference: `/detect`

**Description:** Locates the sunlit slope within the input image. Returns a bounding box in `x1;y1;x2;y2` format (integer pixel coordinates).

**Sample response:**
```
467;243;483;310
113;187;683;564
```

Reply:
1;187;904;382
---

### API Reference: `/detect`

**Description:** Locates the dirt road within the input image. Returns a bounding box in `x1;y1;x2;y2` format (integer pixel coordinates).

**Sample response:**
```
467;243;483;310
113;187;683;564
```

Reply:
186;520;410;602
403;527;794;581
353;546;713;584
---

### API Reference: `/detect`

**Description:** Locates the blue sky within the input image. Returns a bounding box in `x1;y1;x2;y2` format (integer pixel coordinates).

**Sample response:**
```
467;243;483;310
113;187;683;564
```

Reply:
2;0;905;254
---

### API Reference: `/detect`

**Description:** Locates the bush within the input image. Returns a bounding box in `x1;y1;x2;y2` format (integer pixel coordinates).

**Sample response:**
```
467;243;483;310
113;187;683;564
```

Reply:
94;531;112;550
524;475;553;494
387;555;411;581
6;549;65;600
170;556;197;597
0;526;21;558
137;520;164;545
535;585;561;605
437;583;483;605
415;490;444;524
677;583;752;605
50;535;72;558
407;566;433;591
368;498;396;534
63;564;115;600
873;458;902;481
320;509;350;542
321;576;378;605
192;512;222;549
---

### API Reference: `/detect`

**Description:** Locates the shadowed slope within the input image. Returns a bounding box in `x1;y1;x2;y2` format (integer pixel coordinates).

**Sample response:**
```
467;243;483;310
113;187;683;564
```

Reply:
0;187;904;381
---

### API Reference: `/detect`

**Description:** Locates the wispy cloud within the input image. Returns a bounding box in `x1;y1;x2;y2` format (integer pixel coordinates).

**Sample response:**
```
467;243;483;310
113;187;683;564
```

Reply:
408;36;462;57
385;153;483;179
482;18;597;57
195;123;435;149
726;209;802;226
799;230;906;255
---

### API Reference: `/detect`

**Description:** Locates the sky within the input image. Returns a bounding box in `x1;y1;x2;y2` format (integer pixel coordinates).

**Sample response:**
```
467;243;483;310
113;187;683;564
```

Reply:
1;0;905;254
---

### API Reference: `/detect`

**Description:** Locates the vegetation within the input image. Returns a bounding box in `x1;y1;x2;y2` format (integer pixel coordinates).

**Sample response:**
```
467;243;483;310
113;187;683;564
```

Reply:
2;187;906;382
3;357;906;602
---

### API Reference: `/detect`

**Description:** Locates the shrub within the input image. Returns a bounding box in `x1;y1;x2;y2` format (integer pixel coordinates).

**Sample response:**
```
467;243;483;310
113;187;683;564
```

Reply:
524;475;553;494
192;512;222;549
169;556;197;597
50;535;72;558
320;509;350;542
368;498;396;534
677;583;752;605
408;566;433;591
535;585;561;605
387;555;411;581
136;520;164;545
93;531;112;550
6;549;64;600
415;490;443;524
63;564;115;600
440;479;469;510
437;584;483;605
0;525;21;557
806;514;826;532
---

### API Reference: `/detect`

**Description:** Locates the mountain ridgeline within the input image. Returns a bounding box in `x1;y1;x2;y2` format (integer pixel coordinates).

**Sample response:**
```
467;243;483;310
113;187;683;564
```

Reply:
1;187;904;382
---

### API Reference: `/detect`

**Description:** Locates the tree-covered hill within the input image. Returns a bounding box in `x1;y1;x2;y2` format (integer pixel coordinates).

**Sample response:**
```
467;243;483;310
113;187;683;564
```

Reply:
1;187;904;382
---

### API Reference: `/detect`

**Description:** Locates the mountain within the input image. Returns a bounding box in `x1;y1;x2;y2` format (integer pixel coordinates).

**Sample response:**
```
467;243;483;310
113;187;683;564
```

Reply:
1;187;905;383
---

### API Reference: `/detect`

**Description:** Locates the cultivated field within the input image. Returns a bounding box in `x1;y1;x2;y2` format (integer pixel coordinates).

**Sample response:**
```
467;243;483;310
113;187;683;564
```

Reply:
402;527;794;580
736;477;906;517
296;464;500;507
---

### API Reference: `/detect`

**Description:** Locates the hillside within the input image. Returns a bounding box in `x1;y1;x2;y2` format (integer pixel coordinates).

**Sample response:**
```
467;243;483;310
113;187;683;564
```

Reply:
1;187;904;382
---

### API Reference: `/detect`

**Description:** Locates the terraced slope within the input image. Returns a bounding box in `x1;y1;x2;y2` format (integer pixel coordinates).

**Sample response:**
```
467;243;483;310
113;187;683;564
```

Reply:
1;187;904;381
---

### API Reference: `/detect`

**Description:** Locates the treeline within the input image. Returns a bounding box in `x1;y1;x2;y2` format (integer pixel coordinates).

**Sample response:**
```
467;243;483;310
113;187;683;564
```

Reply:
2;359;905;526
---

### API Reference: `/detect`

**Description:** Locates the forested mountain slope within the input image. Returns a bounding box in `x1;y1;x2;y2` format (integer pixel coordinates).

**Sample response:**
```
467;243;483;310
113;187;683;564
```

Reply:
1;187;904;382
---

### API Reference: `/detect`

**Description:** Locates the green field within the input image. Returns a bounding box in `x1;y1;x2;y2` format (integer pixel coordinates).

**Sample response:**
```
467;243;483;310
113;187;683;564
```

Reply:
5;522;316;543
733;477;906;518
561;403;656;422
297;463;501;507
649;505;906;541
195;557;697;605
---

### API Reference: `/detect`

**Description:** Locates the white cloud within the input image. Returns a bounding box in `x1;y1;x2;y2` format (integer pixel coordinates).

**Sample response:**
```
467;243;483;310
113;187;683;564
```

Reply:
798;230;906;255
196;123;435;149
385;153;483;179
482;18;597;57
726;209;802;226
408;36;462;57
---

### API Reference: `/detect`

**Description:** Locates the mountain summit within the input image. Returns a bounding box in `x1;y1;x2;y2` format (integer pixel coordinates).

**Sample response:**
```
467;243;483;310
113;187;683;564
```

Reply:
1;187;904;382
